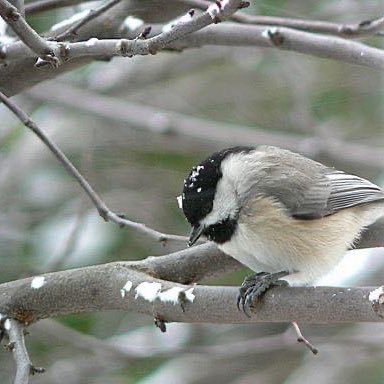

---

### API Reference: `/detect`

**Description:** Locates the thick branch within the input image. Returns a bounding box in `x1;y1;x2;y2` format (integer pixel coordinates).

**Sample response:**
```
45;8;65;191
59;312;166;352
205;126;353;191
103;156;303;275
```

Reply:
168;23;384;69
3;21;384;96
0;261;384;325
0;218;383;325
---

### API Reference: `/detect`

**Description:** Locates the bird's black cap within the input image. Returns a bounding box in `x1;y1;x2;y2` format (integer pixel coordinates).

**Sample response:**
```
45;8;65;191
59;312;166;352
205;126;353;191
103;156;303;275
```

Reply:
181;146;255;226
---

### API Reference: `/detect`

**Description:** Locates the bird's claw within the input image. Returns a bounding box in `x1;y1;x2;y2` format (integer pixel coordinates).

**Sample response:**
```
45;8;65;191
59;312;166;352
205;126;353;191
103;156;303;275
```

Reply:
237;271;289;317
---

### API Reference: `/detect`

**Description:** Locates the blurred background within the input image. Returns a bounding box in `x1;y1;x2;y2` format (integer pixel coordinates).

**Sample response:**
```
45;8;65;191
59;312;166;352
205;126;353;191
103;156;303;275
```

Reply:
1;0;384;382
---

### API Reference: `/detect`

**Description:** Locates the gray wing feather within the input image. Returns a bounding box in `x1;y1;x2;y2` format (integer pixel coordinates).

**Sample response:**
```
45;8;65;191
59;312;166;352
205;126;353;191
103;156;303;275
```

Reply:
249;146;384;220
325;171;384;213
289;170;384;219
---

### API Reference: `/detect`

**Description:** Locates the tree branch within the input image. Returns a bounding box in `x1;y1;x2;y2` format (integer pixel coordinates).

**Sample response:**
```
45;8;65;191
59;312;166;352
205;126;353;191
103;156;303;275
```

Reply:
5;319;44;384
167;23;384;69
0;220;383;325
1;0;246;95
3;21;384;97
0;260;384;325
0;0;56;62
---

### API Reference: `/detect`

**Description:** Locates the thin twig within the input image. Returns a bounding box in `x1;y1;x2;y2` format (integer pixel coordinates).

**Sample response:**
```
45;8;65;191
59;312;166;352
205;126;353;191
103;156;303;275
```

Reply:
0;0;57;63
6;319;45;384
0;92;188;244
291;321;318;355
54;0;121;42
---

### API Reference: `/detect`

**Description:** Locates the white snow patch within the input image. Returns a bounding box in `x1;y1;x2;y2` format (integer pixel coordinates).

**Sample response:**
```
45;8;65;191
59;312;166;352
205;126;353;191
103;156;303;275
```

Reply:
158;287;185;304
4;319;11;331
123;16;144;31
190;165;204;181
158;287;195;305
31;276;46;289
85;38;99;47
177;195;183;209
50;10;89;31
135;282;162;302
197;187;202;193
134;283;195;305
369;286;384;303
262;27;278;39
120;280;133;298
207;3;221;20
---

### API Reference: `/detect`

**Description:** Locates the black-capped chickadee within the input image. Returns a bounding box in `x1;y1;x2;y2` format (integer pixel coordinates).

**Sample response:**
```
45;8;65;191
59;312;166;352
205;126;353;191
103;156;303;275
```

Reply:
179;145;384;314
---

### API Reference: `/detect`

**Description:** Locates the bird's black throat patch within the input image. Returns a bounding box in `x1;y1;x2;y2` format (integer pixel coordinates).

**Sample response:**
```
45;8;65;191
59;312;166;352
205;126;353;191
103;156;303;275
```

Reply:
181;146;254;227
203;217;238;244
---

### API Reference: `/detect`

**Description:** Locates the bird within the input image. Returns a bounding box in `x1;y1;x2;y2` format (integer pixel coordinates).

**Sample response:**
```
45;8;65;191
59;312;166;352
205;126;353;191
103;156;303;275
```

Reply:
178;145;384;315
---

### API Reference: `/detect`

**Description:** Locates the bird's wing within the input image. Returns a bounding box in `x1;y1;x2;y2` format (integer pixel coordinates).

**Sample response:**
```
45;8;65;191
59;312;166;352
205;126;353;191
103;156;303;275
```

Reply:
247;146;384;220
324;170;384;212
281;169;384;220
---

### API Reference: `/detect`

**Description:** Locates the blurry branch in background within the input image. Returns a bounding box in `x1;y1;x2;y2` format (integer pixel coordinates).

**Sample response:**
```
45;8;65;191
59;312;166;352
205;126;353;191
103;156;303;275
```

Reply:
28;82;384;172
25;0;91;14
42;200;88;272
30;319;384;382
0;91;188;244
53;0;121;42
5;319;45;384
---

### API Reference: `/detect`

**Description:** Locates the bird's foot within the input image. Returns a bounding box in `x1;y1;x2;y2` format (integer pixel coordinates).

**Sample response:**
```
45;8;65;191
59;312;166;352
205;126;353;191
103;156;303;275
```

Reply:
237;271;289;317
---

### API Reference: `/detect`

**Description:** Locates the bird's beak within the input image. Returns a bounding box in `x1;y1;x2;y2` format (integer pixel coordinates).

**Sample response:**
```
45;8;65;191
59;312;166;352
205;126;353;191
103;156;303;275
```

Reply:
188;225;204;247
